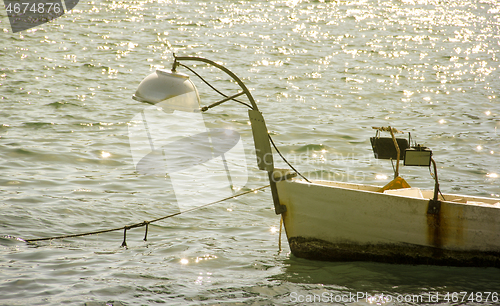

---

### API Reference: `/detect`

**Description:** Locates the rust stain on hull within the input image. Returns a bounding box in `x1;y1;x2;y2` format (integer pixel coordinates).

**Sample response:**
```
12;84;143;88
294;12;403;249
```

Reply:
426;200;465;252
289;237;500;267
426;200;444;257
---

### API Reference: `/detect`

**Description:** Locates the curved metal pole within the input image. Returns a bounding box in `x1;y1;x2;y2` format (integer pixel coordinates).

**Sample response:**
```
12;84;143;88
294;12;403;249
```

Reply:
172;55;286;214
172;55;259;111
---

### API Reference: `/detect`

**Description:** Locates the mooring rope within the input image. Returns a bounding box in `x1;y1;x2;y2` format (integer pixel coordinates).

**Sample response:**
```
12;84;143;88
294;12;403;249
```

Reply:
24;185;270;245
278;214;283;252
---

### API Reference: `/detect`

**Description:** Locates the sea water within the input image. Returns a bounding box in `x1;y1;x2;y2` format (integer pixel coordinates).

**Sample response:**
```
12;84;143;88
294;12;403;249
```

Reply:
1;0;500;305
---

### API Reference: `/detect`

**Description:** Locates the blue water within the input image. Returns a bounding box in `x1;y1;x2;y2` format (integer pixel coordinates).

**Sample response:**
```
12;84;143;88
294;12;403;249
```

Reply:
1;0;500;305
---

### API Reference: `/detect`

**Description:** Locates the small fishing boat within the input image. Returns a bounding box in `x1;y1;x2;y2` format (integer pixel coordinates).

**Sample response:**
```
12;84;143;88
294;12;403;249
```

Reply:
133;55;500;267
273;127;500;267
275;174;500;267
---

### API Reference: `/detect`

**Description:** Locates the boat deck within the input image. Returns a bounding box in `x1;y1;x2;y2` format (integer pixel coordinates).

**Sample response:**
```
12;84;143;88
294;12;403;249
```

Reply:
306;179;500;207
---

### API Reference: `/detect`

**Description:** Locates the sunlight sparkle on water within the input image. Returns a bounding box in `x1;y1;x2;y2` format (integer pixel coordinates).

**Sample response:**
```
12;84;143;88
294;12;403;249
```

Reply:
180;258;189;265
101;151;111;158
486;173;498;178
376;174;388;180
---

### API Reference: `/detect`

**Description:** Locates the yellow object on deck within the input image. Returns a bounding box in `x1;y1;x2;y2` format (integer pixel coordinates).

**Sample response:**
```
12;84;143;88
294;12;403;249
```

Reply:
377;176;411;192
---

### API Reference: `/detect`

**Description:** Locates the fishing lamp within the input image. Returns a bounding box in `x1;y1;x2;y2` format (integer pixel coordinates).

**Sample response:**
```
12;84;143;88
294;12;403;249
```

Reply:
370;127;409;160
404;145;432;167
133;69;201;112
370;126;408;178
132;55;286;214
370;126;441;204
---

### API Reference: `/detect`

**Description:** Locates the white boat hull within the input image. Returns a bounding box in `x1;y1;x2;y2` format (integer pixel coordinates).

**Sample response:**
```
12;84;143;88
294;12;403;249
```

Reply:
276;179;500;267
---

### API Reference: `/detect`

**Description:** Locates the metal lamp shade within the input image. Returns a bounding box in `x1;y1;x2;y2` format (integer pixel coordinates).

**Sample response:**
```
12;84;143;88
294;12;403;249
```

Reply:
132;69;201;112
